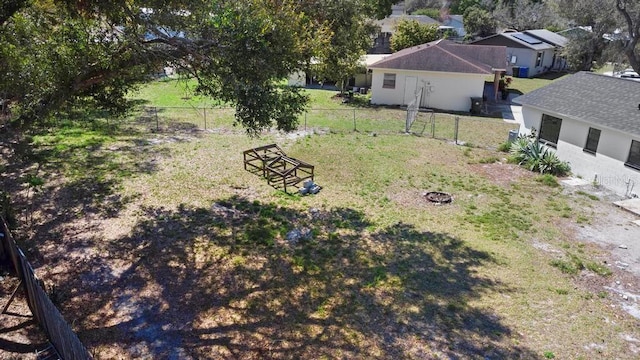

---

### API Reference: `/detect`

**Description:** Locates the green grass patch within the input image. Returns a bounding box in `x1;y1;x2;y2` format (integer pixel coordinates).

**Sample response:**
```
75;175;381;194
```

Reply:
576;190;599;201
535;174;560;187
551;253;611;277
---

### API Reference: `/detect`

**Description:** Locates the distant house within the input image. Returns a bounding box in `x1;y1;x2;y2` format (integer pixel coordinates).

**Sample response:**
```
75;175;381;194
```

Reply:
287;55;391;89
371;14;441;54
368;40;506;111
370;14;465;54
513;72;640;196
471;30;568;78
442;14;466;38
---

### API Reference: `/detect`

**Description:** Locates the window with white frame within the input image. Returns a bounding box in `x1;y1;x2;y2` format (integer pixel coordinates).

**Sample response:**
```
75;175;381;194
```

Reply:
382;73;396;89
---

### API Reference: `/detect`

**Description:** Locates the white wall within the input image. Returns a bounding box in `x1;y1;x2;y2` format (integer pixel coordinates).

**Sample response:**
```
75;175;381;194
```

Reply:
507;48;555;78
288;71;306;87
369;69;486;112
518;105;640;196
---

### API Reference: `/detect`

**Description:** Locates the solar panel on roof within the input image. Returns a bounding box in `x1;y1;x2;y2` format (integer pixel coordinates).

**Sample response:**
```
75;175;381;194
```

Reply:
512;33;543;45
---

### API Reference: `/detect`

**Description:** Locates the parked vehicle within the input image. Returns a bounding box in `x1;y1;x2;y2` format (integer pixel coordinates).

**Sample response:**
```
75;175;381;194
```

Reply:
615;68;640;81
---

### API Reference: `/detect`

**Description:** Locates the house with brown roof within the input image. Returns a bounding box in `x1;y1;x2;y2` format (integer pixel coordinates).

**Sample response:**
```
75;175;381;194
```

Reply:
368;39;507;112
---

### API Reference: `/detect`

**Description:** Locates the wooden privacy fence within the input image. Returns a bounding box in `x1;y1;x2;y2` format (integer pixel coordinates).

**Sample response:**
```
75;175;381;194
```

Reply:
0;217;92;360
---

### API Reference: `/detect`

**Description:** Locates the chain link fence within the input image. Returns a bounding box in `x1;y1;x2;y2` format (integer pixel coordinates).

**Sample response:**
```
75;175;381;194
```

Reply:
117;106;517;149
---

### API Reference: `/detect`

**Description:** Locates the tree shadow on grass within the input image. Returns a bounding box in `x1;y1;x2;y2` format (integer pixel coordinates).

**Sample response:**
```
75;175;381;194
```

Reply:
0;263;49;354
60;196;538;359
0;120;176;261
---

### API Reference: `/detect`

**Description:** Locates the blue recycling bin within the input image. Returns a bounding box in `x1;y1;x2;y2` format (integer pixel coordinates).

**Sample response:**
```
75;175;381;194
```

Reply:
519;67;529;78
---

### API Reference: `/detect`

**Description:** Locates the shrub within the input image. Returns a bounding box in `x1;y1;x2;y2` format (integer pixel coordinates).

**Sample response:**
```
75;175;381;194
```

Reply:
508;136;571;176
497;141;511;152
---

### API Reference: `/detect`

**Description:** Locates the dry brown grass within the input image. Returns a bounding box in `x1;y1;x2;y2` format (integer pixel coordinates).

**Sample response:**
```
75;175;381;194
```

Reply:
2;114;639;359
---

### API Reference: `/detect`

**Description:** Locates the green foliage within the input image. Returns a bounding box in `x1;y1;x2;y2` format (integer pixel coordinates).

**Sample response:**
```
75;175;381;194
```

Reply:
543;351;556;359
478;156;500;164
551;253;611;277
550;255;583;275
1;3;156;122
493;0;560;32
463;6;497;37
451;0;484;14
535;174;560;188
308;0;383;94
508;137;571;176
497;141;512;152
390;19;440;52
1;0;398;133
411;8;441;19
585;261;612;277
576;190;599;201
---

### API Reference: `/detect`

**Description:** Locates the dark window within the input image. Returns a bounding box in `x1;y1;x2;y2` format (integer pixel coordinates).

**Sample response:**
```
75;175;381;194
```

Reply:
584;127;601;154
625;140;640;170
382;73;396;89
539;114;562;147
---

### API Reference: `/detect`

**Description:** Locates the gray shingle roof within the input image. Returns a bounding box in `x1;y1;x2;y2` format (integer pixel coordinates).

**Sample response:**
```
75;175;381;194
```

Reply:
512;72;640;136
471;32;554;51
368;39;506;74
524;29;568;47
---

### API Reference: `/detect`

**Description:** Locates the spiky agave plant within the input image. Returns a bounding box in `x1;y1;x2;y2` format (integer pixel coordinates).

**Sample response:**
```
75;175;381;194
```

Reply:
508;136;532;164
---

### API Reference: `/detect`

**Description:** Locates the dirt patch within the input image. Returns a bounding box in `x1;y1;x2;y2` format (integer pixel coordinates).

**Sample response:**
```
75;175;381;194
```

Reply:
554;182;640;320
469;162;535;187
0;266;48;359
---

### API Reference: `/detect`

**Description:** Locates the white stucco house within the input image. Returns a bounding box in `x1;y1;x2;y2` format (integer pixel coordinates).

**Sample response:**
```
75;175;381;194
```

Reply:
471;30;568;78
512;71;640;196
368;39;507;111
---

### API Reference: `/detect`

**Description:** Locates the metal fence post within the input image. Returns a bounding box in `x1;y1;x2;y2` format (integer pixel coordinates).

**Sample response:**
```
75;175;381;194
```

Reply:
454;116;459;145
203;107;207;130
304;112;307;132
155;107;159;131
353;109;356;132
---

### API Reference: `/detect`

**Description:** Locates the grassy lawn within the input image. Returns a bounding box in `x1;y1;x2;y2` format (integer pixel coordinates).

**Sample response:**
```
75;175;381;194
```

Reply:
128;80;517;146
6;79;638;359
506;73;572;95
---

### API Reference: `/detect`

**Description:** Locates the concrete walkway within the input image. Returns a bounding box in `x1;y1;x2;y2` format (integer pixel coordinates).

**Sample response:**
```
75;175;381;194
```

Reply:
614;198;640;223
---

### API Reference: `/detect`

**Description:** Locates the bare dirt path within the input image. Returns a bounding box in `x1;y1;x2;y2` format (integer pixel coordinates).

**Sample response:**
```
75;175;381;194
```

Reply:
561;179;640;319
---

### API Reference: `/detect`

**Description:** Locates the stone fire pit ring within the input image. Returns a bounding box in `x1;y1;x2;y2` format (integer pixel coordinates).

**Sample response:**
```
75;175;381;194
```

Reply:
424;191;452;204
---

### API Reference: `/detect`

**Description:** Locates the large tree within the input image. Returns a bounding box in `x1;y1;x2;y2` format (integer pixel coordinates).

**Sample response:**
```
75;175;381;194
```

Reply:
463;5;497;37
1;0;394;134
390;19;440;51
555;0;640;73
492;0;561;31
307;0;386;94
614;0;640;73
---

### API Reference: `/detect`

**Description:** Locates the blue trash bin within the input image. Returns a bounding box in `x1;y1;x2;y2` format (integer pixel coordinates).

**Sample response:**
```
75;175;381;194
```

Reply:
519;67;529;78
